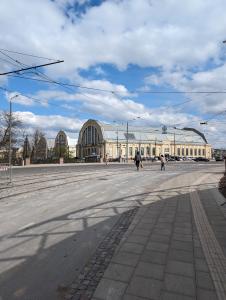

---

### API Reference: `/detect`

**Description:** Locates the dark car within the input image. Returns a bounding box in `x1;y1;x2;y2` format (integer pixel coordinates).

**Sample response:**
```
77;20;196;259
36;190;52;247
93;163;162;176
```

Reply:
193;157;209;162
167;157;175;161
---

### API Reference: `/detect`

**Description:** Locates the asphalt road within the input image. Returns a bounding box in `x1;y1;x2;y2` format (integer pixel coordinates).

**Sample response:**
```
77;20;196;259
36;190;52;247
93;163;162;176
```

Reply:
0;161;224;300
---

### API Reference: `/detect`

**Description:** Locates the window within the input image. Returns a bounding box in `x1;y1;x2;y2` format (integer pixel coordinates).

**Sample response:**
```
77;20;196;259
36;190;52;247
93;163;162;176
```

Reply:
141;147;144;155
182;148;184;156
152;147;156;156
203;149;205;156
194;149;197;156
124;133;135;139
177;148;180;156
129;147;133;156
186;148;189;156
190;149;193;156
146;147;150;155
88;126;91;144
135;147;138;154
198;149;201;155
165;148;170;153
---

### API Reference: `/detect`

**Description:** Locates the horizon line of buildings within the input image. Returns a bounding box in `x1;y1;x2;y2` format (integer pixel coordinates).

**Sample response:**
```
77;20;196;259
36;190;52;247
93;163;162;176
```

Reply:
0;119;217;164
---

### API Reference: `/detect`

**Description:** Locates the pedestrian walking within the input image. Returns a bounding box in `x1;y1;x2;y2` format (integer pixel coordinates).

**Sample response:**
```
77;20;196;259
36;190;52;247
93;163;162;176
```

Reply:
134;151;142;171
105;153;109;165
160;155;165;171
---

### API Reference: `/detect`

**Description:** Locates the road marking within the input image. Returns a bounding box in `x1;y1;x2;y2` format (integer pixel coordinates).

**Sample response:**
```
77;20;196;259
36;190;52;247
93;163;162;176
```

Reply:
190;175;226;300
19;222;34;231
85;192;97;198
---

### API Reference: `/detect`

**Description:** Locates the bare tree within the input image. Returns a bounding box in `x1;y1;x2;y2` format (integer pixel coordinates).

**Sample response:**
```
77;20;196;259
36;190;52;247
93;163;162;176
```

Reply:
31;129;47;161
0;111;22;148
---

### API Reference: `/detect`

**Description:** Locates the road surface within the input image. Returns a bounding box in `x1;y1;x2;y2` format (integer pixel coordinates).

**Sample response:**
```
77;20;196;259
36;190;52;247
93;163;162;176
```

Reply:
0;161;224;299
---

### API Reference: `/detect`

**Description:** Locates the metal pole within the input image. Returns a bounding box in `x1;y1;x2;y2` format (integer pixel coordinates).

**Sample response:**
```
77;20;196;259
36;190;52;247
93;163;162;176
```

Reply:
116;128;119;159
155;137;157;156
9;99;12;183
174;132;176;157
126;121;129;162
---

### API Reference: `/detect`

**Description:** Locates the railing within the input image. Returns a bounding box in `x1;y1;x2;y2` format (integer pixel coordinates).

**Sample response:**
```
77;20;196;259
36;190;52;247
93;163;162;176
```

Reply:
0;163;10;186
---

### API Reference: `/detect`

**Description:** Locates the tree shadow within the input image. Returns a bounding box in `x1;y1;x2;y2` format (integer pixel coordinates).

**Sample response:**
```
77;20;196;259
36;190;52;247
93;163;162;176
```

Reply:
0;181;221;300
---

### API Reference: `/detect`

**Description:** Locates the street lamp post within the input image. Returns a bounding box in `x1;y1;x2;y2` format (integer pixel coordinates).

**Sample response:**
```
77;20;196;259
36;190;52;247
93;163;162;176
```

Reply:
174;132;176;157
126;121;129;162
116;128;119;160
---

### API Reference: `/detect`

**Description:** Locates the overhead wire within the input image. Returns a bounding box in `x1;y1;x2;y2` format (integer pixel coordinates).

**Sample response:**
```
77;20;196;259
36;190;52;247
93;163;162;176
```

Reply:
1;48;225;134
2;48;226;95
0;48;56;61
0;85;66;109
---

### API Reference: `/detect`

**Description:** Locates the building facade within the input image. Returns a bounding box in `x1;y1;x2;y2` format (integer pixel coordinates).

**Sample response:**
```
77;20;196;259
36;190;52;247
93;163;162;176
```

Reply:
76;119;212;160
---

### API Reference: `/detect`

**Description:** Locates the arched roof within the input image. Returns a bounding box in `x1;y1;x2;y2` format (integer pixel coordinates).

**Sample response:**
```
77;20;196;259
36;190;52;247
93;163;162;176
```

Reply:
96;121;208;145
77;120;208;145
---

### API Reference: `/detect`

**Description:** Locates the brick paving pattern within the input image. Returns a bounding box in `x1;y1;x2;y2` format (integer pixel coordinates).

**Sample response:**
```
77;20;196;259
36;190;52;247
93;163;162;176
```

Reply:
65;171;226;300
92;181;226;300
65;207;138;300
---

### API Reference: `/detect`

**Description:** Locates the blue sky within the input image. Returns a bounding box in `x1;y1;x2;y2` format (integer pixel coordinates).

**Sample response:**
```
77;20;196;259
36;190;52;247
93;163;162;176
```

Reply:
1;0;226;147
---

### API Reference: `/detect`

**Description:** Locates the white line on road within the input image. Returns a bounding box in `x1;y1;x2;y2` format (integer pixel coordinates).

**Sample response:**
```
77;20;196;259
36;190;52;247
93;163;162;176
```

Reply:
18;222;35;231
85;192;97;198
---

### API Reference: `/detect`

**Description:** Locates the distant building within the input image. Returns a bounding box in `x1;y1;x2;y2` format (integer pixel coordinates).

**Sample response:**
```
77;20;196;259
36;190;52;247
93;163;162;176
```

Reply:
21;130;77;163
76;119;212;160
31;135;48;161
213;148;226;160
54;130;77;158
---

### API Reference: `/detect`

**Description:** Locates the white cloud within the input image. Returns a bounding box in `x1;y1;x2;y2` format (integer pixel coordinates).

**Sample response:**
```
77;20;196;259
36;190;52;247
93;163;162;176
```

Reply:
145;64;226;114
6;92;34;106
1;0;226;147
94;66;106;76
1;0;226;77
17;111;83;134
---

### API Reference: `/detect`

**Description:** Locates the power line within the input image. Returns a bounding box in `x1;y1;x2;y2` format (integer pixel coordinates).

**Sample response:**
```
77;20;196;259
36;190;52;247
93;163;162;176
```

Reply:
2;50;226;95
9;71;226;94
0;48;57;61
0;85;64;109
3;52;193;112
0;56;21;68
0;60;64;76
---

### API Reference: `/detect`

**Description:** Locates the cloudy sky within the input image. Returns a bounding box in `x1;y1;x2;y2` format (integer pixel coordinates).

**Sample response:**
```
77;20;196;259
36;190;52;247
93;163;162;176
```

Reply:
1;0;226;147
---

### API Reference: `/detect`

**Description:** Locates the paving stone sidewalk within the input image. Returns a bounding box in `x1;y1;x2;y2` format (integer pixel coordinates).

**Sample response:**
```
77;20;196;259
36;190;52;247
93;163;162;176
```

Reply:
92;172;226;300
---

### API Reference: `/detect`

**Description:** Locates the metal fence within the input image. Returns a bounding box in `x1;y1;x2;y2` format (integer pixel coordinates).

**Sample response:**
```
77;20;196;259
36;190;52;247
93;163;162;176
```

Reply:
0;163;11;186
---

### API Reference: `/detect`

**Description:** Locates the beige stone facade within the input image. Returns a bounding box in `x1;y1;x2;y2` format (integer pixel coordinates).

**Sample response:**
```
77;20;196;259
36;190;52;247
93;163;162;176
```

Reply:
76;119;212;160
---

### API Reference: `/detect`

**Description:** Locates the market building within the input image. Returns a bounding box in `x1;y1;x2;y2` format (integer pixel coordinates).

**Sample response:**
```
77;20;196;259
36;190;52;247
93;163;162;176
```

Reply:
76;119;212;160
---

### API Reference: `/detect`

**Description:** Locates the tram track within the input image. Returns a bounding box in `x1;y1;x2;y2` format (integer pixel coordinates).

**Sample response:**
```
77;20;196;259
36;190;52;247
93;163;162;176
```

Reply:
0;169;136;200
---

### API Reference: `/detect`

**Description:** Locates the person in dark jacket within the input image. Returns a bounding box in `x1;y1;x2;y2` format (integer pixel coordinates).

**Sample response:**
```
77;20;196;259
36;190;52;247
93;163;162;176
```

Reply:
134;151;142;171
160;155;166;171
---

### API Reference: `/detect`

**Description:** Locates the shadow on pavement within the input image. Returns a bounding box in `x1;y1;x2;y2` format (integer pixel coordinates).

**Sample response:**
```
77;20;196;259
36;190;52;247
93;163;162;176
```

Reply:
0;181;224;300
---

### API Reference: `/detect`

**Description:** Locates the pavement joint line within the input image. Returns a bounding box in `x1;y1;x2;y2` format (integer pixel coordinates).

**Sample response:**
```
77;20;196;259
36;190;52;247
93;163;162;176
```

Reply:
190;174;226;300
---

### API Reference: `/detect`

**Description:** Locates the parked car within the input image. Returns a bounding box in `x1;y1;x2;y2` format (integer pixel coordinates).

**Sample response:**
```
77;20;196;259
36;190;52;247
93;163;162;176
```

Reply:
167;157;175;161
215;155;224;161
85;154;100;162
193;157;209;162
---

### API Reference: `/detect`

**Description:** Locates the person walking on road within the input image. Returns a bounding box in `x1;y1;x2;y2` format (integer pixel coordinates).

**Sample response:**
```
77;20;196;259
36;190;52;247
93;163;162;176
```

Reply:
105;154;109;165
134;151;142;171
160;154;166;171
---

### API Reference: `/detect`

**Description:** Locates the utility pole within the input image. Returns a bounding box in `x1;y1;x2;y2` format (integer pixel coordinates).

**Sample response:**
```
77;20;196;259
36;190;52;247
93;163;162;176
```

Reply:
116;128;119;159
154;137;157;156
174;132;176;157
126;121;129;162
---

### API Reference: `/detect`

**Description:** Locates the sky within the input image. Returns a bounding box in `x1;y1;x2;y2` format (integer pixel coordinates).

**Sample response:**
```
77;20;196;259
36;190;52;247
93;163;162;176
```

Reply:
0;0;226;148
